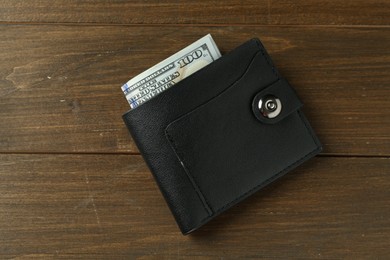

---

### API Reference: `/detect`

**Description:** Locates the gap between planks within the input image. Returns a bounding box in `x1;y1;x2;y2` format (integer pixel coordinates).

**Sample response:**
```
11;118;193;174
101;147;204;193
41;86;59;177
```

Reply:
1;21;390;28
0;151;388;158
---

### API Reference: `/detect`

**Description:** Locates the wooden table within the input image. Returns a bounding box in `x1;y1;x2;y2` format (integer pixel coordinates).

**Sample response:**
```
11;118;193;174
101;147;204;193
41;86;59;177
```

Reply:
1;1;389;258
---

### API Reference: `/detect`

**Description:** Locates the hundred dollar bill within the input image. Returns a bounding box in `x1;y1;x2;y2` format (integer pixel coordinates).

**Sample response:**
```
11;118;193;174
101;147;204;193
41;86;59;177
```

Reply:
121;34;221;108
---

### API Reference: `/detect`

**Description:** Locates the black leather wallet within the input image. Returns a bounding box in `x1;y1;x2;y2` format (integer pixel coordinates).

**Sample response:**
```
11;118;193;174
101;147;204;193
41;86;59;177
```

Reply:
123;38;322;234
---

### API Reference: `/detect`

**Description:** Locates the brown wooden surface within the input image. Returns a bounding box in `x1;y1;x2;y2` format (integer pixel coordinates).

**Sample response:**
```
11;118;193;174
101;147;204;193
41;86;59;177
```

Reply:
1;26;389;156
1;1;389;259
1;0;389;25
1;155;389;258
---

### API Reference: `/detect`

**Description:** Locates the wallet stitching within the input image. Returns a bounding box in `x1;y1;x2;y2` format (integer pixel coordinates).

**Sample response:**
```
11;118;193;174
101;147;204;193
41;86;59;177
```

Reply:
254;39;279;79
198;142;321;225
165;51;262;130
297;110;322;148
197;112;321;223
213;111;321;213
165;131;213;216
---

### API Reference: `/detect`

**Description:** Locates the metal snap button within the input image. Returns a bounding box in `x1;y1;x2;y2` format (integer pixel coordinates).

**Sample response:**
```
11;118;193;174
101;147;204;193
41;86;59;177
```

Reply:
258;95;282;118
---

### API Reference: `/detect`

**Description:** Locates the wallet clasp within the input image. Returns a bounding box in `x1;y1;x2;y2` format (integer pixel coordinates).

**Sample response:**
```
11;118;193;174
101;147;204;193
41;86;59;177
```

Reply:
252;79;303;124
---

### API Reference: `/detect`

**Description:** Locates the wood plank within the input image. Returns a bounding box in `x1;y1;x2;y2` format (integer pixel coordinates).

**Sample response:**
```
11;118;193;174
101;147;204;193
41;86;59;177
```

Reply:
0;0;389;25
0;155;389;258
1;25;389;155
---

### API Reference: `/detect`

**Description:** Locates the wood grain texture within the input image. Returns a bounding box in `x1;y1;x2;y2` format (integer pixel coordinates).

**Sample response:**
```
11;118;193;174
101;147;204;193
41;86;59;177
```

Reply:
1;26;389;155
1;1;389;257
0;0;389;25
0;155;389;258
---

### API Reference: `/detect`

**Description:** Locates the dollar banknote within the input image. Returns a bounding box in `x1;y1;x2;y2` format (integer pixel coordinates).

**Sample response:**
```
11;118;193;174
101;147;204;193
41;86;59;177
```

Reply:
121;34;221;109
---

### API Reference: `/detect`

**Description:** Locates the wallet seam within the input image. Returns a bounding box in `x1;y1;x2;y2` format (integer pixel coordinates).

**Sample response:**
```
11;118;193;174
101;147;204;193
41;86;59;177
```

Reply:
203;112;321;220
297;110;322;148
165;132;213;216
197;138;321;226
254;38;279;79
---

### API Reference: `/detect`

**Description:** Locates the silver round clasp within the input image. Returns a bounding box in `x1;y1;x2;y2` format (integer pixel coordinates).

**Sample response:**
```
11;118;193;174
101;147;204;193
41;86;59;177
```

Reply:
258;95;282;118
